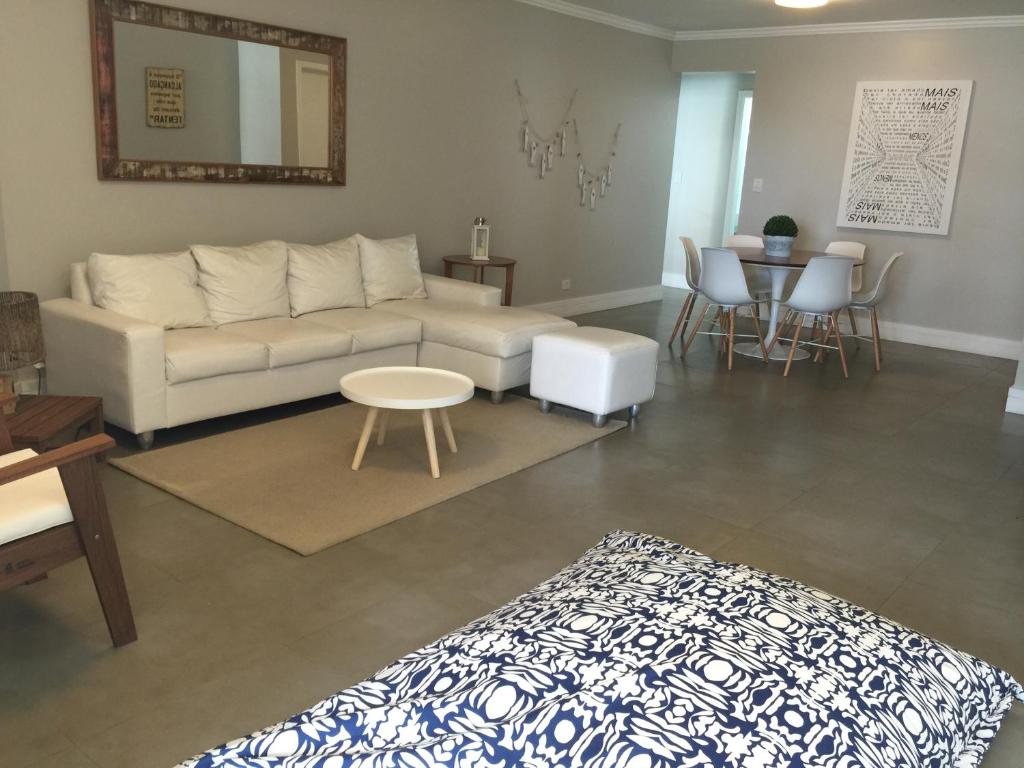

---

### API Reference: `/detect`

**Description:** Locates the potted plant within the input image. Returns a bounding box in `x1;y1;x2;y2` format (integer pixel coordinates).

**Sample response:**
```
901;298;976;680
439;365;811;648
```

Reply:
763;215;799;257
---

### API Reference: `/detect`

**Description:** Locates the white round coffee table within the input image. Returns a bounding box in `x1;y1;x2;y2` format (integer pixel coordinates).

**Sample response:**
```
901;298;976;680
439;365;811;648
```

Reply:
340;366;475;479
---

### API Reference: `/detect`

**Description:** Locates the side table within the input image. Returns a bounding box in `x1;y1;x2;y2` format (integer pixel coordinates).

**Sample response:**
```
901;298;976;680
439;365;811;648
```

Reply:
7;395;106;458
442;255;517;306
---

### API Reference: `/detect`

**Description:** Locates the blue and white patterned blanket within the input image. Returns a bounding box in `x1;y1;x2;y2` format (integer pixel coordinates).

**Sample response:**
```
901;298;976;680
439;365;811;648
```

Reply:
179;531;1023;767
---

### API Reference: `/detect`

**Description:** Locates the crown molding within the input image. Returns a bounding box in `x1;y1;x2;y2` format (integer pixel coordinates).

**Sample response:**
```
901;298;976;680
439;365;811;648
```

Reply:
508;3;1024;43
509;0;675;40
672;15;1024;41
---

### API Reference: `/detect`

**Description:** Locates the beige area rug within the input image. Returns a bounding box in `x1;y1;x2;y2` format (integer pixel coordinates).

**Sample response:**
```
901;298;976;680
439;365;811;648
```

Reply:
110;397;624;555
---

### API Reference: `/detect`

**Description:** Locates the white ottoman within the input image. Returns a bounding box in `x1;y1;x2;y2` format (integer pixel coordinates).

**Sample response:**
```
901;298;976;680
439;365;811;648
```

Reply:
531;327;658;427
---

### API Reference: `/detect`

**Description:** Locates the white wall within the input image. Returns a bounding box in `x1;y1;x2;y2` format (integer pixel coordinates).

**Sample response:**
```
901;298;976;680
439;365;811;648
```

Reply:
0;0;680;308
662;71;754;283
673;26;1024;356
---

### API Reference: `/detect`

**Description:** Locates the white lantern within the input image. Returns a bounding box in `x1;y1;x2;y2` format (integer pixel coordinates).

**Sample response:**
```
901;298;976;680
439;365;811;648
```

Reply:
471;217;490;261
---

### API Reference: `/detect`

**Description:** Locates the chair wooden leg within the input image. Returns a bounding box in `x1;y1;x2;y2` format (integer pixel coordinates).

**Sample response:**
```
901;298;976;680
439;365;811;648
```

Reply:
767;309;792;356
871;308;883;371
727;308;737;371
784;314;805;377
683;303;711;355
668;293;693;346
831;312;849;380
678;294;698;347
749;305;768;362
57;457;136;647
847;307;860;343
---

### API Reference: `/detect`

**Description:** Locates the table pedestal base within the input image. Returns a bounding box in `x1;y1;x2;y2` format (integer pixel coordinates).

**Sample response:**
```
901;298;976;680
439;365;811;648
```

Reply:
734;341;810;362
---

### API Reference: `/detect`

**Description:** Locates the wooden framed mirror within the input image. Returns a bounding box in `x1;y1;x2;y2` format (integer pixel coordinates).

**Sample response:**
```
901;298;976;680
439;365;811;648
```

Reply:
90;0;346;184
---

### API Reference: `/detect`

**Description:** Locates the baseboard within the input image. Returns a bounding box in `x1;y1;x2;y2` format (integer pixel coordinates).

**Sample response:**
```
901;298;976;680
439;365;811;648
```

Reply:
1006;386;1024;415
527;285;664;317
662;272;687;290
875;320;1022;361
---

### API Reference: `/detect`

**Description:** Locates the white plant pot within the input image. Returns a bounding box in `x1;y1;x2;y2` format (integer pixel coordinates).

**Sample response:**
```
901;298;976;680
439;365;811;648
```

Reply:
764;236;795;258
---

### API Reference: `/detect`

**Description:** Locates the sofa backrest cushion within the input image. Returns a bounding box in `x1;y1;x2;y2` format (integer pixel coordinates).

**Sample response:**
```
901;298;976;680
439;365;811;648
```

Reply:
358;234;428;307
192;240;290;325
87;251;212;329
287;237;365;316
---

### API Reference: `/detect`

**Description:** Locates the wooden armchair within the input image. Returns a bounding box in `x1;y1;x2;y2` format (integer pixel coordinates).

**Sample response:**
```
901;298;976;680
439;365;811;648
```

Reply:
0;393;136;646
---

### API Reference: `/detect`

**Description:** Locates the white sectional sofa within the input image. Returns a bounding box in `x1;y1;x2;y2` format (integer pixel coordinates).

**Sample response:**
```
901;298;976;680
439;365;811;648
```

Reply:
40;237;574;447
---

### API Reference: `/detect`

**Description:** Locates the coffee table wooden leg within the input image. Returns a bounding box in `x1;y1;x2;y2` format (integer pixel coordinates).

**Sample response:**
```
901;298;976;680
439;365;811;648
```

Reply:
439;408;457;453
377;409;390;446
422;409;440;479
352;407;379;470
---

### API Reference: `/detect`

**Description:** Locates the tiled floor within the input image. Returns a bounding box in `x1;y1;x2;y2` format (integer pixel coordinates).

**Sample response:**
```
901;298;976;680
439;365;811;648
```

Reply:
3;294;1023;767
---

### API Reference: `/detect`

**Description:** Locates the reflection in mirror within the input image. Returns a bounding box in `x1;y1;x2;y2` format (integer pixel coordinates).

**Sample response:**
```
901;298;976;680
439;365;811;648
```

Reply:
113;22;330;167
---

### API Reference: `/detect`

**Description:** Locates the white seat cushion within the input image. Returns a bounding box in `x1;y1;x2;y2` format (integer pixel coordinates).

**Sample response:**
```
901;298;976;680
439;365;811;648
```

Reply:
0;449;73;546
301;308;421;353
87;251;212;329
218;318;353;368
377;299;575;359
192;241;290;325
287;237;365;316
165;328;269;384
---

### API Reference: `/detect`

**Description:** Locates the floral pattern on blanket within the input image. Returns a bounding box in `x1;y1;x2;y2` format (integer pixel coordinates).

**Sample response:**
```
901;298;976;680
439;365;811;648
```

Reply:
179;531;1023;768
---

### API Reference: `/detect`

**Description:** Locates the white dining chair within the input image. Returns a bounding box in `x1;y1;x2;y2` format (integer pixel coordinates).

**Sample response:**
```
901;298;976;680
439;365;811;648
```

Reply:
825;240;866;334
683;248;768;370
725;234;771;316
770;256;855;379
668;237;702;346
847;252;903;372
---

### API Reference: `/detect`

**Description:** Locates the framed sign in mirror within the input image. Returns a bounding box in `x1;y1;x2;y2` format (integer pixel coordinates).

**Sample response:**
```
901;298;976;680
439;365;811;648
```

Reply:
90;0;346;184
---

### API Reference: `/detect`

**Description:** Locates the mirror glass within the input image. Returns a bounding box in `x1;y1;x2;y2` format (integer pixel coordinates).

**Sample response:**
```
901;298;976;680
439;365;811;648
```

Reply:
113;21;331;167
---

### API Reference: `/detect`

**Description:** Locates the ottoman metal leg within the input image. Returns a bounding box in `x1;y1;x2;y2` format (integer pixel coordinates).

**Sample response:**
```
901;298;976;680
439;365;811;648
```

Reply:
490;390;505;405
592;414;609;428
628;404;641;420
539;399;552;414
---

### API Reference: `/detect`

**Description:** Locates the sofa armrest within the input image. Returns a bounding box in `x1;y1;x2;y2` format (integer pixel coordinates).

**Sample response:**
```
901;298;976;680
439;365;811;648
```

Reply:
423;274;501;307
40;299;167;435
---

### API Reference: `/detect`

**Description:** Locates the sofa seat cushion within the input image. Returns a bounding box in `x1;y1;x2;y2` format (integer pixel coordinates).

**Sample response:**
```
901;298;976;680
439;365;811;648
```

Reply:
165;328;269;384
302;308;421;353
217;318;353;369
377;300;575;359
0;449;73;546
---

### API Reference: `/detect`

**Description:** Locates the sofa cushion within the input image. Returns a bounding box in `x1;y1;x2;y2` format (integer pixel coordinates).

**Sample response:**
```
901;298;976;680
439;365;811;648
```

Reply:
357;234;427;307
165;328;269;384
302;308;421;353
377;299;575;358
87;251;212;329
192;241;290;325
287;237;365;316
218;318;353;368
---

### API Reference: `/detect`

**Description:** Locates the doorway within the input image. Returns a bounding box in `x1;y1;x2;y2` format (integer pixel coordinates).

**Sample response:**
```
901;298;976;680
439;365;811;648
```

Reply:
662;72;755;288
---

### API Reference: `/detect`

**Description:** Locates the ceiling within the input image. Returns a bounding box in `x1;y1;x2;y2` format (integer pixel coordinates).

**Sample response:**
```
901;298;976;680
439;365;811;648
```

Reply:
559;0;1024;32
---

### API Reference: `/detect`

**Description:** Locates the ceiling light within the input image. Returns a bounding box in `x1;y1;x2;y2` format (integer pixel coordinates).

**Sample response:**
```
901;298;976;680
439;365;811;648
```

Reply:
775;0;828;8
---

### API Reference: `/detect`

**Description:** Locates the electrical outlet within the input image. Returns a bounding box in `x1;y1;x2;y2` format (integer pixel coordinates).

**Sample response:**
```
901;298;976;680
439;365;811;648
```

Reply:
561;279;572;291
752;178;764;193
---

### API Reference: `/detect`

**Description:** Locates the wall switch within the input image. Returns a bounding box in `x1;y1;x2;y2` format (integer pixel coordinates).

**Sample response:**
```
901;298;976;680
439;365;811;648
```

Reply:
561;279;572;291
752;178;764;193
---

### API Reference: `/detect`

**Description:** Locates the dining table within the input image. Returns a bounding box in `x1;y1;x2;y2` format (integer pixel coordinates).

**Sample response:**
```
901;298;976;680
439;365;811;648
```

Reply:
730;247;863;362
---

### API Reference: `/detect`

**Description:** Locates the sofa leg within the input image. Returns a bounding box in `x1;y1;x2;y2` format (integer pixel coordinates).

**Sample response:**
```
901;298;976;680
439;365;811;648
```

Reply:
592;414;609;428
136;431;154;450
539;399;552;414
490;390;505;405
